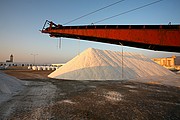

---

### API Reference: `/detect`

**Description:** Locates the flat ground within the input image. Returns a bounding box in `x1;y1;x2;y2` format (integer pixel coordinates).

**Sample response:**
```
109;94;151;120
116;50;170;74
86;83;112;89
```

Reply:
0;70;180;120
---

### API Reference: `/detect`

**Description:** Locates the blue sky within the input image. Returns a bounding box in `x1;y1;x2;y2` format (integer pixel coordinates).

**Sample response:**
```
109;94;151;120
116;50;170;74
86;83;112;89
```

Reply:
0;0;180;64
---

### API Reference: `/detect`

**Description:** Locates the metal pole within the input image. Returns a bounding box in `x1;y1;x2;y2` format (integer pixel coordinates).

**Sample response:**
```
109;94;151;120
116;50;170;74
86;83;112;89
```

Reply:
119;42;123;79
57;37;62;49
31;54;38;65
33;55;35;65
77;37;80;55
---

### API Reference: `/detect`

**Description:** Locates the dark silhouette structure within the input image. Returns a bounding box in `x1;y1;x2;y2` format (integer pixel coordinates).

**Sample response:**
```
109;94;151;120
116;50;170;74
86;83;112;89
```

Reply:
6;54;13;62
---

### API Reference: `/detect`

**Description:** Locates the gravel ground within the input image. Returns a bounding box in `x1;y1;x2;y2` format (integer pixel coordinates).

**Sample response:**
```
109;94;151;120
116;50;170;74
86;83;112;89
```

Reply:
0;70;180;120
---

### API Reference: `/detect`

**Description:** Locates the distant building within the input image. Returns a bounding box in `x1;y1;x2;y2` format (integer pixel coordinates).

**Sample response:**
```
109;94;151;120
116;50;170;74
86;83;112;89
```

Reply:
0;54;33;68
6;54;13;62
0;62;33;67
51;63;65;67
152;56;180;70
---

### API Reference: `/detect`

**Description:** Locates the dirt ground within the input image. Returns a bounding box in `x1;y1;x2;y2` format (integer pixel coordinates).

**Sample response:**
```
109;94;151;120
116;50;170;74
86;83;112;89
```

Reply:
3;70;53;80
0;70;180;120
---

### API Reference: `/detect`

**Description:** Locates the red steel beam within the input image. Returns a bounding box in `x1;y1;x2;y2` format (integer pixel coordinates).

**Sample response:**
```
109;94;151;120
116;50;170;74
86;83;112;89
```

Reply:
41;21;180;52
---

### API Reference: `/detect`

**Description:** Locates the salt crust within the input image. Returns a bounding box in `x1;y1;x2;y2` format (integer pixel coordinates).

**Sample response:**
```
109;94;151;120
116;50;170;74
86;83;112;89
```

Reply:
0;71;24;94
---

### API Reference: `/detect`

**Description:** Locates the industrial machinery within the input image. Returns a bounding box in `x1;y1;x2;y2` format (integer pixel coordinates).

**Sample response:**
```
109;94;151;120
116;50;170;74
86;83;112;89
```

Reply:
41;20;180;52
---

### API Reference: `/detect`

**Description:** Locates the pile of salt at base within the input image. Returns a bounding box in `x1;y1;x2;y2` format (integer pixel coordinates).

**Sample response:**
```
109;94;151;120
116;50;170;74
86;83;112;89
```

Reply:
48;48;174;80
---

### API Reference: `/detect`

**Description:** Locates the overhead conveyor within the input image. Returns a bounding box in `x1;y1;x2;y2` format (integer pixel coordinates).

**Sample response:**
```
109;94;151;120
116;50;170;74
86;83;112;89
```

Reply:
41;20;180;52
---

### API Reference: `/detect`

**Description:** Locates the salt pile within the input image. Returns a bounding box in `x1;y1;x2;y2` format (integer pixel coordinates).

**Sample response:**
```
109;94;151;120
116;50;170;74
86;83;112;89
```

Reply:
0;71;24;94
49;48;175;80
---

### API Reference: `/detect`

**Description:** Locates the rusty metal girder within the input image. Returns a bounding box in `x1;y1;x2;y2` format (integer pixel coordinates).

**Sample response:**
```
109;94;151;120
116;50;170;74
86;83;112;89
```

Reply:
41;21;180;52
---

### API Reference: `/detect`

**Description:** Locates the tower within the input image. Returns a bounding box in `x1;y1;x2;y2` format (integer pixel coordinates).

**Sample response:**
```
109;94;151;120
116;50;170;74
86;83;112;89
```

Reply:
10;54;13;62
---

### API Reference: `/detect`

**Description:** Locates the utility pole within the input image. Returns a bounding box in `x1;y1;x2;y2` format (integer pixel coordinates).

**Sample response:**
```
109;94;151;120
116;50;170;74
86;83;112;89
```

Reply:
31;54;38;65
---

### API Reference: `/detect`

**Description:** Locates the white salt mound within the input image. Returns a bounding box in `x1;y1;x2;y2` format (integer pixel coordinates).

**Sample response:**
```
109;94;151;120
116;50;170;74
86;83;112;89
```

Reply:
49;48;175;81
0;71;24;94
